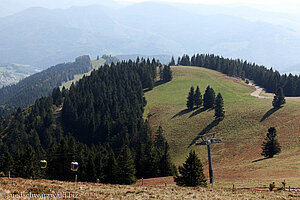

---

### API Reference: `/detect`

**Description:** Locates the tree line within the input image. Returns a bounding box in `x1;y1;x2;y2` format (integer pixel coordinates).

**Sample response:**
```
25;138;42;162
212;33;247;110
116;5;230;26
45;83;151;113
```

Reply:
178;54;300;97
0;58;175;184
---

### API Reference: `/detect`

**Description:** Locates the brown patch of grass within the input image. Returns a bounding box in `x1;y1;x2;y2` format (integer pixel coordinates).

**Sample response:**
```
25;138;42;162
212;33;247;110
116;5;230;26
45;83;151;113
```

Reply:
1;177;299;199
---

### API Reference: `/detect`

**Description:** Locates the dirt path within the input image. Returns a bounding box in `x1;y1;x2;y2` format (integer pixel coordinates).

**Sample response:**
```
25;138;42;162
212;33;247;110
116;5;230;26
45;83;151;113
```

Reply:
249;81;272;99
249;81;300;101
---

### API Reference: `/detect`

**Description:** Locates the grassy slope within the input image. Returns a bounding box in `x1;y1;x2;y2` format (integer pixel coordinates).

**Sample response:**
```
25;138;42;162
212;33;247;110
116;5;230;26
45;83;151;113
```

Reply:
145;66;300;188
0;177;296;200
60;58;105;89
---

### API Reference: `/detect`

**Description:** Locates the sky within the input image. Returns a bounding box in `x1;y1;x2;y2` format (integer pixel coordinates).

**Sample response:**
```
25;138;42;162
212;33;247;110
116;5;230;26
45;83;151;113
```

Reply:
117;0;300;14
1;0;300;17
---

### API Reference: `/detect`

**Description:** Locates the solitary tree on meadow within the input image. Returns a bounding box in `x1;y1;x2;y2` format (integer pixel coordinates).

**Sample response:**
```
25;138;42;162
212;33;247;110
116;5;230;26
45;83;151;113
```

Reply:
272;87;285;108
261;127;281;158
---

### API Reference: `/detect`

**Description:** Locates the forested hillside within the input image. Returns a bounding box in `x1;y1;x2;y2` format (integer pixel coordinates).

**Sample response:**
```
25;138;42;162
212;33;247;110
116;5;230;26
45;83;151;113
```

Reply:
0;58;174;184
178;54;300;97
0;56;92;116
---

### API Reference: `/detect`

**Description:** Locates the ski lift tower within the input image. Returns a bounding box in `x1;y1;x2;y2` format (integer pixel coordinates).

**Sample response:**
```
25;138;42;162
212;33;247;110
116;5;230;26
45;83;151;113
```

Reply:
196;132;222;185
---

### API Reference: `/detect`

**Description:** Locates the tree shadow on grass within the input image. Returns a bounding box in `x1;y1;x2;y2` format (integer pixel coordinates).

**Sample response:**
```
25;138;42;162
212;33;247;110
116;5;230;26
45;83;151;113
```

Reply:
172;108;195;119
143;80;167;93
154;80;165;87
143;88;152;93
189;107;209;118
260;107;280;122
189;119;221;147
252;157;270;163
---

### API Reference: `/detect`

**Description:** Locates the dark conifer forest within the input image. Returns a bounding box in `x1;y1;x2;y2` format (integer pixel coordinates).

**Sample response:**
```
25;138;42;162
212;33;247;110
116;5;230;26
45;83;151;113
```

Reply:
178;54;300;97
0;58;175;184
0;56;93;116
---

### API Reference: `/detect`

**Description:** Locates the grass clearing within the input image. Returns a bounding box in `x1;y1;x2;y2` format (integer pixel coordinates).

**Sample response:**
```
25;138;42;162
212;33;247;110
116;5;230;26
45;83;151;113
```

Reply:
145;66;300;188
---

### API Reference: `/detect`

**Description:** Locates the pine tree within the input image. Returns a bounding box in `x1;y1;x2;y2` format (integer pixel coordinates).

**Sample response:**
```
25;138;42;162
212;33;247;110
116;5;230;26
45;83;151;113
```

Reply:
22;145;40;179
51;87;62;106
103;150;118;184
117;145;137;185
0;151;14;176
194;86;202;108
154;126;174;177
154;126;165;148
169;56;175;65
174;150;207;187
272;87;286;108
214;93;225;120
163;65;173;82
186;86;195;109
203;86;215;109
261;127;281;158
159;65;163;81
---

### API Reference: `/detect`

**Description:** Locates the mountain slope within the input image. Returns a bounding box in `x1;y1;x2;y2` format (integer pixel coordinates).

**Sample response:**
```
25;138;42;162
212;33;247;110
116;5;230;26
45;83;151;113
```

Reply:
0;55;92;115
117;2;300;70
1;3;300;72
145;66;300;186
0;5;177;69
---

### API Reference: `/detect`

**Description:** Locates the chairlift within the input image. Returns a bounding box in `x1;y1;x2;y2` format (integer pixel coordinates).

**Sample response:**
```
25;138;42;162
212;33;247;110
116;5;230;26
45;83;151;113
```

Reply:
40;160;47;169
71;162;79;172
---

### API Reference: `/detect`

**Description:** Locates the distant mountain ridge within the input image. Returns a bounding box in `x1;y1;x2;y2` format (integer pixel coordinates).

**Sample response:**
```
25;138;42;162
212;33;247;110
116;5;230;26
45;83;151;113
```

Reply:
0;2;300;73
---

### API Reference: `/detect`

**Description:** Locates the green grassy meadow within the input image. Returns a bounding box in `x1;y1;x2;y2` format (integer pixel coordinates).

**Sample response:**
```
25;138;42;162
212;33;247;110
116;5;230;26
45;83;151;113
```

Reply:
145;66;300;188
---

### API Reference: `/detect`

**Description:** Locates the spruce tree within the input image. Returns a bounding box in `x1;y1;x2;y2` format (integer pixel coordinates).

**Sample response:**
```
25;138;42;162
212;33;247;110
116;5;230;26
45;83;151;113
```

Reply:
186;86;195;109
159;65;163;81
0;151;14;176
194;86;202;108
22;145;40;179
272;87;286;108
169;56;175;65
103;150;118;184
203;86;215;109
117;145;137;185
163;65;173;82
261;127;281;158
154;126;174;177
214;93;225;120
174;150;207;187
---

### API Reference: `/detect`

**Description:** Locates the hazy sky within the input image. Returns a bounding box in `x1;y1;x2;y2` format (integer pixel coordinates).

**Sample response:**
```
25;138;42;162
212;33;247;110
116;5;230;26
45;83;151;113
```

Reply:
118;0;300;14
1;0;300;17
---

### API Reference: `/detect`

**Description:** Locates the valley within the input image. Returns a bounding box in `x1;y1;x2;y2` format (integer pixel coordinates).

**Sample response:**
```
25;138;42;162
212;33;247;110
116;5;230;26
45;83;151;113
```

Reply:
0;63;38;87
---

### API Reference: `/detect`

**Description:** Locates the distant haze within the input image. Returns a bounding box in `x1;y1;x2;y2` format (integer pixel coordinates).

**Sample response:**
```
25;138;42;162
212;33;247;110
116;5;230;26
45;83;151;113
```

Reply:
0;0;300;74
121;0;300;14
